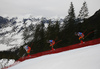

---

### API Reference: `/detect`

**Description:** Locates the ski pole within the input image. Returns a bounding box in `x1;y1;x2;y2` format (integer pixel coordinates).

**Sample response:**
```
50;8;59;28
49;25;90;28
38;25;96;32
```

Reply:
84;31;94;39
55;40;62;44
83;29;87;34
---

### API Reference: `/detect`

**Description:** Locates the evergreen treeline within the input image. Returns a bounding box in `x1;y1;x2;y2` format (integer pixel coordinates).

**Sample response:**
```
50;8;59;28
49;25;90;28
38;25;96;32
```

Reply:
21;1;100;55
0;1;100;60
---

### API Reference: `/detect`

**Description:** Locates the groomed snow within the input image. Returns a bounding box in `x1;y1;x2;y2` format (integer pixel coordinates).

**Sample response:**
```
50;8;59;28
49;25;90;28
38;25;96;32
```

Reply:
8;44;100;69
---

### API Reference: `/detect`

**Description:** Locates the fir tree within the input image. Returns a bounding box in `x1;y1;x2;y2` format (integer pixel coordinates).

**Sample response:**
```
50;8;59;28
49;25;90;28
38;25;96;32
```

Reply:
64;2;76;29
67;2;76;25
68;2;75;20
77;1;89;20
54;20;60;37
62;2;76;46
33;24;41;42
46;19;54;39
40;20;45;45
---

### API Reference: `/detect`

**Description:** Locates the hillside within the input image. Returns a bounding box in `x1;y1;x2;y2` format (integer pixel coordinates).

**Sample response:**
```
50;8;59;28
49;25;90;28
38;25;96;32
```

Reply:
2;38;100;69
0;9;100;68
7;43;100;69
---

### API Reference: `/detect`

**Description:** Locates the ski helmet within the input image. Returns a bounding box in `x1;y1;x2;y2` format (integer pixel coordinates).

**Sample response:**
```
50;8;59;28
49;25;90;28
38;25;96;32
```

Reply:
24;46;28;49
49;40;53;43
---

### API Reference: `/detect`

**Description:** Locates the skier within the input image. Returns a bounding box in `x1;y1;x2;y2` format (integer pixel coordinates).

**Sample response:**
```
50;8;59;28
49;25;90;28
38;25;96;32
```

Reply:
24;45;31;57
75;32;84;43
48;40;55;51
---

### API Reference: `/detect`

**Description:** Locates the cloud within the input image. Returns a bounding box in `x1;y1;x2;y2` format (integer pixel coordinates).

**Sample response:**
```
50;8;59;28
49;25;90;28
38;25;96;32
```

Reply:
0;0;100;17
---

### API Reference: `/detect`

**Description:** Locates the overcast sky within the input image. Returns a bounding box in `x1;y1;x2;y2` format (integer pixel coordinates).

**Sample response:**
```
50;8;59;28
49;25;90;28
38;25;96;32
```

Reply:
0;0;100;18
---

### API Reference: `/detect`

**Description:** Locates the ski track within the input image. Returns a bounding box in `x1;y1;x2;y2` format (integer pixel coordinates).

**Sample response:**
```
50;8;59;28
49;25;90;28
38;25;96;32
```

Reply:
8;44;100;69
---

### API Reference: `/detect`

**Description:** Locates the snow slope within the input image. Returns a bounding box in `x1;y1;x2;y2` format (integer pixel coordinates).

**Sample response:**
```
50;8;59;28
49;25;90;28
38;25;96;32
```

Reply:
8;43;100;69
